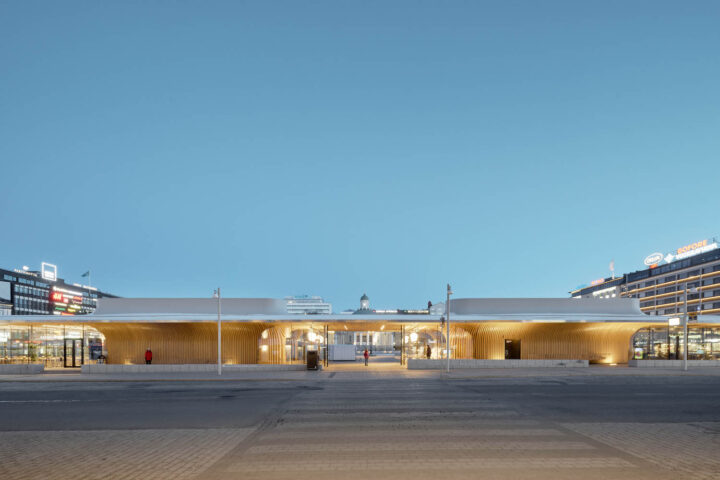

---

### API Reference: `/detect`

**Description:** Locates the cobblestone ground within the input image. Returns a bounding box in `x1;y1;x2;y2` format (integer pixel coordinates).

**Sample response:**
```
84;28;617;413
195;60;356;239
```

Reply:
0;428;254;480
2;378;719;480
198;381;688;480
564;422;720;480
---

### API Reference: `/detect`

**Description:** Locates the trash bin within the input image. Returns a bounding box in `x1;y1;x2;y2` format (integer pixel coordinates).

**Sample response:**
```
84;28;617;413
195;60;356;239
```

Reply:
307;350;318;370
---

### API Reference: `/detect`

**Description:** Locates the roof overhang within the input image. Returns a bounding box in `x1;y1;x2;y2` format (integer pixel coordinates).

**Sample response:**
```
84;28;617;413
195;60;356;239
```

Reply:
2;312;678;325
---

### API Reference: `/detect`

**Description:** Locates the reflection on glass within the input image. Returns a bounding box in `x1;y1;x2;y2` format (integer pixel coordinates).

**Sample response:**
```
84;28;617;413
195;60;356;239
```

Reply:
0;324;105;367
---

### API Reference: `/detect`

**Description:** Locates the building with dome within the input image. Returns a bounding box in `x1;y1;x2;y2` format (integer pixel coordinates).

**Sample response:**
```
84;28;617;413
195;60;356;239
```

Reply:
354;293;372;314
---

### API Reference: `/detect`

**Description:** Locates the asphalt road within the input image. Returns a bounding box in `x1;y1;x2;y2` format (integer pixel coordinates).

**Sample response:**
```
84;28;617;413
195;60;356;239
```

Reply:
1;374;720;479
2;374;720;429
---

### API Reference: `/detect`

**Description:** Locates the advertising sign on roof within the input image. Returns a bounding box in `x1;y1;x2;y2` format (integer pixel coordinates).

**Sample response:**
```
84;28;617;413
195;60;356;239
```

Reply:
644;252;663;266
41;262;57;282
674;239;718;260
642;238;718;267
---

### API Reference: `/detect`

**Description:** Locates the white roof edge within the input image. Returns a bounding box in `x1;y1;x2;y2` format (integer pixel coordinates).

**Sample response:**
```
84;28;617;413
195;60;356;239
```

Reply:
1;313;696;324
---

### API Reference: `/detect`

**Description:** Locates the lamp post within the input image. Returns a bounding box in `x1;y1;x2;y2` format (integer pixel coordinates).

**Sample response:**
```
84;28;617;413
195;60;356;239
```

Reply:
214;288;221;376
446;284;452;373
683;287;699;372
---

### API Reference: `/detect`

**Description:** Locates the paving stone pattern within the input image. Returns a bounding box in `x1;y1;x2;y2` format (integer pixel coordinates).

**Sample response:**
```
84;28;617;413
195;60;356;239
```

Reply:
2;379;720;479
0;428;253;480
199;381;683;480
564;422;720;480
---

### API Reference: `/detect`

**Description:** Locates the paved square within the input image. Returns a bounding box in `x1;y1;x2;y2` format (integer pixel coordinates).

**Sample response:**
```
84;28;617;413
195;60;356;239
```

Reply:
1;370;720;479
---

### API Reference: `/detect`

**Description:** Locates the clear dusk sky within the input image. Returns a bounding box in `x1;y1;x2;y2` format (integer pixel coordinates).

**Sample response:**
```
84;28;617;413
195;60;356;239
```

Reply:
1;1;719;310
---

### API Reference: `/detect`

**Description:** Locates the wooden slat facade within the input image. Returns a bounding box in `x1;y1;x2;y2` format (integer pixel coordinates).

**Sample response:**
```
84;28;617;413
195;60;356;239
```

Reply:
88;320;662;365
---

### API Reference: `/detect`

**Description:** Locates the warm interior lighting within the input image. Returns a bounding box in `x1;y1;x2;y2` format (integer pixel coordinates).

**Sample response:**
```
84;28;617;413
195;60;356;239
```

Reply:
410;332;418;342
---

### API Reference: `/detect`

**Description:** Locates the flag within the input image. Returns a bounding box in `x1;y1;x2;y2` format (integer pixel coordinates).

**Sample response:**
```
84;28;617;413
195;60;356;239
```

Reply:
81;271;90;278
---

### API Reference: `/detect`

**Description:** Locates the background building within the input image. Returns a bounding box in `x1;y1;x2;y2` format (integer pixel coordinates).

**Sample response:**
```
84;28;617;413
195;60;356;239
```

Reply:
285;295;332;314
570;237;720;318
0;263;118;316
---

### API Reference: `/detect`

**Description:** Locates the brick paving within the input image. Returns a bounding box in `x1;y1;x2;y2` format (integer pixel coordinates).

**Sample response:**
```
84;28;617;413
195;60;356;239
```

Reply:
564;422;720;480
199;382;676;480
0;428;253;480
2;376;720;479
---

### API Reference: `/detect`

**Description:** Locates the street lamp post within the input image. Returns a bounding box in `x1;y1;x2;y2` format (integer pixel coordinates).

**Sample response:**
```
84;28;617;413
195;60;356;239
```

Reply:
446;284;452;373
684;287;699;372
214;288;222;376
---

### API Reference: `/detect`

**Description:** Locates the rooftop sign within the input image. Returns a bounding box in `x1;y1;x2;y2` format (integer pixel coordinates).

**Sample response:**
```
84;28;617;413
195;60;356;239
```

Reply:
41;262;57;282
673;239;718;261
643;252;663;266
643;238;719;267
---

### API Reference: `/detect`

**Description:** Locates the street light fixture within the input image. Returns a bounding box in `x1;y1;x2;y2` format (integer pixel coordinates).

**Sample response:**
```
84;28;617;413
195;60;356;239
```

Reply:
683;287;699;372
446;284;453;373
213;288;221;376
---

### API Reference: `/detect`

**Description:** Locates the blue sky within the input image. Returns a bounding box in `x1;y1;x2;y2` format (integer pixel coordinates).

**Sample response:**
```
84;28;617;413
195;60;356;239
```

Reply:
1;1;719;310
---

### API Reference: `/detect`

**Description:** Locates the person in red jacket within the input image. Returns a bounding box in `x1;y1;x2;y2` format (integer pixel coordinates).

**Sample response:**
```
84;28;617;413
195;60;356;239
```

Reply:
145;348;153;365
363;348;369;367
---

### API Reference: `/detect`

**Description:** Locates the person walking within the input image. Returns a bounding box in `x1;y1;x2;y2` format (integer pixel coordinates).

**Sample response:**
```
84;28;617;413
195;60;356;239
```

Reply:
144;348;153;365
426;344;432;359
363;348;369;367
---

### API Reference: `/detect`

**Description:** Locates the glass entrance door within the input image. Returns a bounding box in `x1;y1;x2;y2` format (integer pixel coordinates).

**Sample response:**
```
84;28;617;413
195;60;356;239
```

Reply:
64;339;83;368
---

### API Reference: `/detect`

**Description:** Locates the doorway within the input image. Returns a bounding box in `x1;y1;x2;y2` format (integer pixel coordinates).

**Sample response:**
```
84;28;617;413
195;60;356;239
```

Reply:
505;339;521;360
64;338;83;368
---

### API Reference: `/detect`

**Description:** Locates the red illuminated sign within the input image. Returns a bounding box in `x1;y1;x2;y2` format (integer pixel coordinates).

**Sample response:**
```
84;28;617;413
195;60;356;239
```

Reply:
49;288;87;315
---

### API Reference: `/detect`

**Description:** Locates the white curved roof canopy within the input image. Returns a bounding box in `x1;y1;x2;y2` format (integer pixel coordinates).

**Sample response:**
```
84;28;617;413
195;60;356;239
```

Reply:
450;297;644;315
2;297;685;324
94;298;287;316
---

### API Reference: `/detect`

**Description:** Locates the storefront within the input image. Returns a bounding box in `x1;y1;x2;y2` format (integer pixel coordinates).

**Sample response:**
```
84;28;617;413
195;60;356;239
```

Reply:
631;324;720;360
4;297;717;366
0;323;105;368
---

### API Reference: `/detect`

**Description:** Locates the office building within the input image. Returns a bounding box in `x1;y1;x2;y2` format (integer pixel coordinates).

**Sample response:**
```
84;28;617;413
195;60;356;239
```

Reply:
285;295;332;314
570;237;720;318
0;263;117;316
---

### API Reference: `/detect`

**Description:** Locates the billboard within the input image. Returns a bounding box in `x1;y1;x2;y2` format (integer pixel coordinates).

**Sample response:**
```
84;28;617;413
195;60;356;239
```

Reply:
50;287;85;315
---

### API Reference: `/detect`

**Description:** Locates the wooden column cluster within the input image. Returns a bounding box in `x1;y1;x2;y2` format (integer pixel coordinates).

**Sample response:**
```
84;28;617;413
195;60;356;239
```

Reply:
460;322;650;364
90;322;270;365
450;326;473;359
258;326;289;364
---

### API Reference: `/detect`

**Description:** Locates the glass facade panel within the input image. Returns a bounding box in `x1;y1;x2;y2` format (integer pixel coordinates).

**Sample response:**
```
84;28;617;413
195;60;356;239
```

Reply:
632;327;720;360
0;324;105;367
